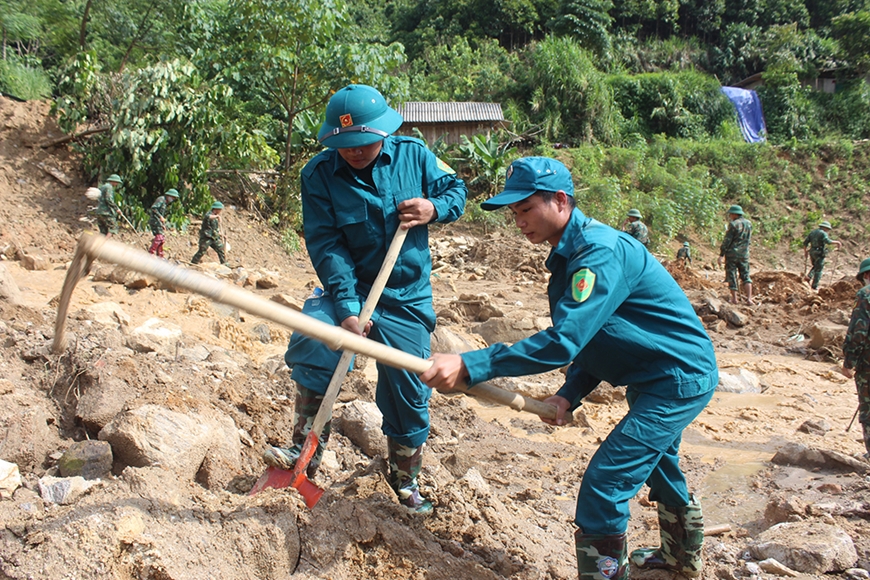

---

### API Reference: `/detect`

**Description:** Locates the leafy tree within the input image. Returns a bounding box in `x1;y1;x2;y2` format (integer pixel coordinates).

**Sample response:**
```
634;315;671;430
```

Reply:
214;0;407;170
548;0;613;58
831;10;870;74
457;132;518;197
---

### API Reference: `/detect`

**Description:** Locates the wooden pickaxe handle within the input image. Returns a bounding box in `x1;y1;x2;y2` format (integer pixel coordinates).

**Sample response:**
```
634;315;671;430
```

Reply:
53;233;572;423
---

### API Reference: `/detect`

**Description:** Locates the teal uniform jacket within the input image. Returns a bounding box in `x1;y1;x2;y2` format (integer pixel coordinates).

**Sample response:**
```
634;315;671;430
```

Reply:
286;135;467;448
300;136;466;321
461;208;718;401
460;208;718;533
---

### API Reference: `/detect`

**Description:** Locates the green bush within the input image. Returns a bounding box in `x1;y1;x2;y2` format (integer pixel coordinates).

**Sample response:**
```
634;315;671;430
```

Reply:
0;60;51;100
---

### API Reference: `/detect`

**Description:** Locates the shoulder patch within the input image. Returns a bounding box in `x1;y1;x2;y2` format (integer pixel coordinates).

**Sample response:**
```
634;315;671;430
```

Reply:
436;158;456;175
572;269;596;303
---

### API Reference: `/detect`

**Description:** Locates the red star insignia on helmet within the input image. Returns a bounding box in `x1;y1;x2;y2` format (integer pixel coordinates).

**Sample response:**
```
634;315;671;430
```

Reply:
340;114;353;127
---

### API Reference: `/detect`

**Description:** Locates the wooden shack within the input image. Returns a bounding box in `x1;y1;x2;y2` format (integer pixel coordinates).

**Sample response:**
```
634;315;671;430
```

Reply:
394;102;507;145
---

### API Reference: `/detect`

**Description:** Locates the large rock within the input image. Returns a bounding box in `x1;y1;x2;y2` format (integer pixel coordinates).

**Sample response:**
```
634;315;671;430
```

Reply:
0;263;22;305
38;474;102;505
76;375;139;432
771;442;869;474
809;323;848;350
472;317;537;345
98;404;241;488
338;400;386;458
75;302;130;327
57;440;113;480
430;326;487;355
717;368;762;393
749;521;857;573
0;405;58;472
125;318;182;356
0;459;21;499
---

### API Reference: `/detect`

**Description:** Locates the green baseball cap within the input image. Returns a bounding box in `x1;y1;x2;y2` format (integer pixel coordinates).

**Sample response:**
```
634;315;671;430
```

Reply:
165;188;179;198
627;209;642;219
211;201;224;210
727;204;744;215
819;220;832;229
318;84;403;149
858;258;870;281
107;174;122;184
481;157;574;210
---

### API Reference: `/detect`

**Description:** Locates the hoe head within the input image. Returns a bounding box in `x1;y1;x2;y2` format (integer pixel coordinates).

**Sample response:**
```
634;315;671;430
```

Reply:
249;432;324;508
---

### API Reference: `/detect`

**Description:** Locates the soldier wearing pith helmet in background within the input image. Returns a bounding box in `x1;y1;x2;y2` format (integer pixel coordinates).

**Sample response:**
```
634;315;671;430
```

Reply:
717;204;754;305
95;174;123;236
803;220;842;290
842;258;870;460
676;241;692;269
148;188;179;259
191;201;227;265
622;208;649;247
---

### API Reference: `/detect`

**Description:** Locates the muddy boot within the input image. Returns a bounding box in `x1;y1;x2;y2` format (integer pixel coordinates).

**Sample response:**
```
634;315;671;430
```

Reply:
387;438;433;515
262;385;330;479
575;529;628;580
630;493;704;578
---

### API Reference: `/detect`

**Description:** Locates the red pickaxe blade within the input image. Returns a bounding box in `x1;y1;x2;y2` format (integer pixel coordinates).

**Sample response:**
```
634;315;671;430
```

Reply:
249;432;324;509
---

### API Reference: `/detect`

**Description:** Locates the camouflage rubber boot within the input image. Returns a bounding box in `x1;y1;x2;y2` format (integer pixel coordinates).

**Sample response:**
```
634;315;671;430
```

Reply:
262;385;331;479
387;438;433;516
630;493;704;578
574;529;628;580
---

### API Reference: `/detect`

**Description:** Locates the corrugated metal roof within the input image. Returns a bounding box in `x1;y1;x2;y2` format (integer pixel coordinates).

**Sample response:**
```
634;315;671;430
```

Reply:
396;102;504;123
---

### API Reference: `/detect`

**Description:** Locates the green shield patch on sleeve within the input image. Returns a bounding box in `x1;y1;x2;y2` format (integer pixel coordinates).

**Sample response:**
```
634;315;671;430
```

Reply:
436;158;456;174
572;269;596;303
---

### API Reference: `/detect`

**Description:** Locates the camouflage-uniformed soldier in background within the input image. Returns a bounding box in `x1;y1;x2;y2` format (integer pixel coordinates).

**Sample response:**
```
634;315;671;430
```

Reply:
95;174;123;236
803;220;842;290
148;189;179;258
622;209;649;247
191;201;227;265
676;241;692;269
841;258;870;459
717;204;754;305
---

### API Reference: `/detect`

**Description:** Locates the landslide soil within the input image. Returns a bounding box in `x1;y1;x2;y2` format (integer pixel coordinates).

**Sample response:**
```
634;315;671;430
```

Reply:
3;95;870;579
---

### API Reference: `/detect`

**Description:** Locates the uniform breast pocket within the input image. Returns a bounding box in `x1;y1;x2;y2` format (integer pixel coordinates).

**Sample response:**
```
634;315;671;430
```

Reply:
393;186;421;208
335;205;377;250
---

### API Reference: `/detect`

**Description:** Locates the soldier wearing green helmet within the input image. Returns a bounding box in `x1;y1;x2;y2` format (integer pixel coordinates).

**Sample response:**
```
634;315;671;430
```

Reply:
95;173;124;236
802;220;842;290
263;84;467;516
676;241;692;269
842;258;870;460
717;204;754;305
622;208;649;248
191;201;227;265
148;188;179;259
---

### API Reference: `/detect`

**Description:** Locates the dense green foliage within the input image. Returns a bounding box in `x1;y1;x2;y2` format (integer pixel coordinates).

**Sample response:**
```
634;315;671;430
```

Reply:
7;0;870;250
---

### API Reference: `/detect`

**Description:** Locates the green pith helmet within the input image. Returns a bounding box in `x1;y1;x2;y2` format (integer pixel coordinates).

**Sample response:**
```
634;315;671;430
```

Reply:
107;174;122;184
211;201;224;210
683;241;690;246
165;188;179;198
727;204;744;215
317;84;403;148
819;220;832;229
627;209;643;218
858;258;870;282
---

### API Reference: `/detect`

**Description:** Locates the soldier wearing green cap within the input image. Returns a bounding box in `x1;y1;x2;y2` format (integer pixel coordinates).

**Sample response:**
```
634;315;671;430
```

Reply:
803;220;842;290
148;188;179;258
421;156;717;580
95;174;123;236
717;204;754;304
842;258;870;459
622;209;649;247
263;84;467;515
676;241;692;269
191;201;227;265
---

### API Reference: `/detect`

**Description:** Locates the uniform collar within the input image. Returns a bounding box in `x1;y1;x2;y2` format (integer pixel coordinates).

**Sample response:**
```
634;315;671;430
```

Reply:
551;208;589;259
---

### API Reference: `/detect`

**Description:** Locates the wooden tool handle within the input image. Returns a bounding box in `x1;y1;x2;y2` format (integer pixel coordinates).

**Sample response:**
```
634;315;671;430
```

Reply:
53;233;570;423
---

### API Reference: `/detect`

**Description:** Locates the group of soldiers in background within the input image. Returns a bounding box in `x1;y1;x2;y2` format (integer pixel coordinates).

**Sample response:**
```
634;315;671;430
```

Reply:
91;175;228;265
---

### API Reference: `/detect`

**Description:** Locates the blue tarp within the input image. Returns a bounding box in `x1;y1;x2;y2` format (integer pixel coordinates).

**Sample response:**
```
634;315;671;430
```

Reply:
720;86;767;143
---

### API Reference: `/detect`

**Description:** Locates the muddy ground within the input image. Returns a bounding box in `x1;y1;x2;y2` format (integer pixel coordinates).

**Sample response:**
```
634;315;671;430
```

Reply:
3;95;870;580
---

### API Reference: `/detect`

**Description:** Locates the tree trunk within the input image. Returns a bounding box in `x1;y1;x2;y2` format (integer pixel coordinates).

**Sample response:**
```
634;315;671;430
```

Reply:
79;0;93;49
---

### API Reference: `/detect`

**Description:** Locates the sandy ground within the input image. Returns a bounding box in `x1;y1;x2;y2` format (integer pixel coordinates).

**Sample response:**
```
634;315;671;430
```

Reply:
3;95;870;579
